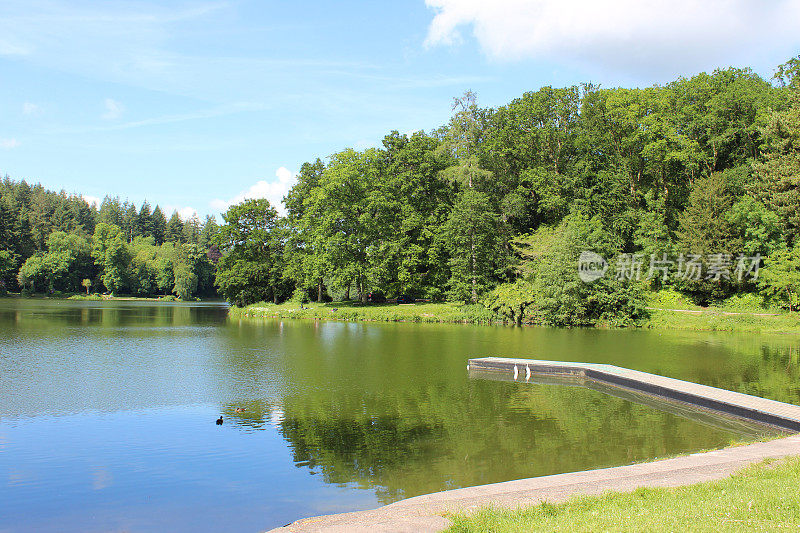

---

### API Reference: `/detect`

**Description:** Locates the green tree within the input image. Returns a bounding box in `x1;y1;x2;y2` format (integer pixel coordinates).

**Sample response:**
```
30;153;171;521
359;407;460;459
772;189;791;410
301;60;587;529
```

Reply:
439;91;500;302
215;199;284;305
301;149;384;303
165;212;184;243
151;205;167;245
0;249;18;292
283;159;328;301
91;223;131;294
441;189;503;302
137;201;153;239
482;280;536;326
753;57;800;242
759;244;800;310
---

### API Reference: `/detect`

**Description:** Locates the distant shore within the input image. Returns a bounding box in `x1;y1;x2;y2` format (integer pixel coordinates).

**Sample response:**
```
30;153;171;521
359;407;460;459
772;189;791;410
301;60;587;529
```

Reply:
230;300;800;334
228;301;498;325
7;293;799;333
0;293;224;303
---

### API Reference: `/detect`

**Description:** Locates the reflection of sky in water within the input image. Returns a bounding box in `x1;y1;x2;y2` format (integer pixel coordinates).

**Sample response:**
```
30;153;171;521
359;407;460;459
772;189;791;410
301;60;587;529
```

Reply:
0;406;379;533
1;299;798;531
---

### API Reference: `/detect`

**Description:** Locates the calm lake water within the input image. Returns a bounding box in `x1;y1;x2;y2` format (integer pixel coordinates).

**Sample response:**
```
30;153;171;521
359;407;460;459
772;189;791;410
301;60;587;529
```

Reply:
1;300;799;532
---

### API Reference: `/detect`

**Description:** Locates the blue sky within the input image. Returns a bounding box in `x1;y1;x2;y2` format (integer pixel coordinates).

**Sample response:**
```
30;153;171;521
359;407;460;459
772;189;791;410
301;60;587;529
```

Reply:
1;0;799;219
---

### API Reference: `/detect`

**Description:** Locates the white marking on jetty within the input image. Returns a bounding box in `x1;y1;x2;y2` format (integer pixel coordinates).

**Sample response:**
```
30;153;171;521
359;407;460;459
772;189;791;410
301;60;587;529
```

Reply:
513;365;518;380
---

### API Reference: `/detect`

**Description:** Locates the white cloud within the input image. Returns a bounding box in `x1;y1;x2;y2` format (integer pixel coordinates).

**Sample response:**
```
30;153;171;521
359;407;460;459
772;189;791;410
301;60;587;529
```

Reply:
424;0;800;76
102;98;124;120
82;195;101;207
1;138;20;149
178;206;198;221
22;102;42;115
211;167;297;216
164;205;199;221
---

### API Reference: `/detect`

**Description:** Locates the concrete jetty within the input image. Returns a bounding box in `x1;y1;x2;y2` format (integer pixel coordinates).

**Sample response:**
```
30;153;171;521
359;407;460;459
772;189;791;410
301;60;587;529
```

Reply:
272;358;800;532
468;357;800;432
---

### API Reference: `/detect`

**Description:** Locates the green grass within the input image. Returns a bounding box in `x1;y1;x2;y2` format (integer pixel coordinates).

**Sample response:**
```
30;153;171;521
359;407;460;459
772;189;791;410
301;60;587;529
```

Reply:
642;289;800;333
643;308;800;333
446;456;800;532
646;288;704;310
229;301;499;324
67;294;104;300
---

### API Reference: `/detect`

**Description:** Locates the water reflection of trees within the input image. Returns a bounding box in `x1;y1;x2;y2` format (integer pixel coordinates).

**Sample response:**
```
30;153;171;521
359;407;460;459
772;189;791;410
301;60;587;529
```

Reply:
211;321;800;506
255;382;755;505
0;300;228;330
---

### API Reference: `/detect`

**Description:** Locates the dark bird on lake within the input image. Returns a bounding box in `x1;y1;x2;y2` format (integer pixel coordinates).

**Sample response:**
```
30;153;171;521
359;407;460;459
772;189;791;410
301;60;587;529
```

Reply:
216;416;223;425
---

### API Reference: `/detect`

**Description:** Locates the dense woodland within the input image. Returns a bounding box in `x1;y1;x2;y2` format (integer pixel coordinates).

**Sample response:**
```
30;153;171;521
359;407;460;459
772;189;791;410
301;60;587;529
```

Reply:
0;182;220;299
2;58;799;325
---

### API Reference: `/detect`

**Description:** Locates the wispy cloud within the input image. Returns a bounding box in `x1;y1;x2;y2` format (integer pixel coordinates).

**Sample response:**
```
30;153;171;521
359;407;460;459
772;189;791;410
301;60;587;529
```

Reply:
22;102;42;115
106;102;268;131
211;167;296;216
0;38;30;56
0;1;376;102
1;138;21;149
102;98;124;120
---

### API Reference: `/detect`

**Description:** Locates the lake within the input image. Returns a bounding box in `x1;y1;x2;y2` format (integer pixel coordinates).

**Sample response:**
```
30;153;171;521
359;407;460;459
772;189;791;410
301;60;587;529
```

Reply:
1;299;799;531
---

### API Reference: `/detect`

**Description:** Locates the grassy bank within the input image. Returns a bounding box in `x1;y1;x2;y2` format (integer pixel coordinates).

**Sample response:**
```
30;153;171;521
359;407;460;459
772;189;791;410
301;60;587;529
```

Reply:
642;290;800;333
643;308;800;333
228;301;499;324
232;299;800;333
446;456;800;532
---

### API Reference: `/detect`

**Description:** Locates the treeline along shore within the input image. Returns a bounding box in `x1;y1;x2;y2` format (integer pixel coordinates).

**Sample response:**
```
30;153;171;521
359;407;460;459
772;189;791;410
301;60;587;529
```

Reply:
2;58;800;330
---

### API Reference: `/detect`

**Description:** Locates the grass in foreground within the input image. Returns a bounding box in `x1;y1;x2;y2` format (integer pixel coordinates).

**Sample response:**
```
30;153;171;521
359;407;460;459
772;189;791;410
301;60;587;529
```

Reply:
229;301;498;324
446;457;800;532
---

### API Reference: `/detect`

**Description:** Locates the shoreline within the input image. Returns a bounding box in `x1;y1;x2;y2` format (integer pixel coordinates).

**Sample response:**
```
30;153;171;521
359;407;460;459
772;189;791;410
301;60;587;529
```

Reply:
0;293;226;303
230;301;800;334
271;434;800;532
5;295;800;333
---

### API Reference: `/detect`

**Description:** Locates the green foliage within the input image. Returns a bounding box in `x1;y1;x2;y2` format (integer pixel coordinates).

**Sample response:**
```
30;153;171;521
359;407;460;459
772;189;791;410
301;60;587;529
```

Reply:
482;281;536;325
759;244;800;310
214;198;284;306
16;231;92;293
289;287;310;304
231;301;498;324
519;214;646;326
441;189;505;302
0;249;17;292
647;288;700;310
3;59;798;323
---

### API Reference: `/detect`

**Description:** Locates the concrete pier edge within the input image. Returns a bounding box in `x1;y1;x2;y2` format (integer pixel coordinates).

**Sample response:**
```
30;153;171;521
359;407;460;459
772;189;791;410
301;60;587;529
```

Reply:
468;357;800;432
271;359;800;532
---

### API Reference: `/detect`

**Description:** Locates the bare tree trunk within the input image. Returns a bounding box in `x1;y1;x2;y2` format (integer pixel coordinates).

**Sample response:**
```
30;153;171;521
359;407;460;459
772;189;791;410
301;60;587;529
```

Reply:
273;290;278;304
358;276;367;304
344;282;350;301
317;278;323;303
